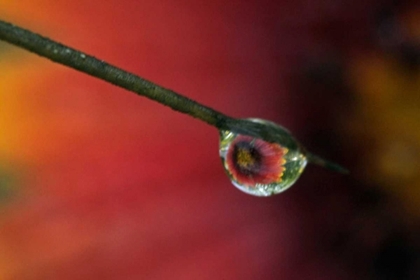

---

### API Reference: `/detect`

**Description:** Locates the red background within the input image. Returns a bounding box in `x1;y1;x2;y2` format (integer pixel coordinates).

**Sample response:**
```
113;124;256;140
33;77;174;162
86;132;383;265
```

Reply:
0;0;419;279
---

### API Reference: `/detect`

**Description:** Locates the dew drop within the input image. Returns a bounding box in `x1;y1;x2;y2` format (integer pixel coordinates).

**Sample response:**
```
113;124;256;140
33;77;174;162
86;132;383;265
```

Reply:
219;118;307;196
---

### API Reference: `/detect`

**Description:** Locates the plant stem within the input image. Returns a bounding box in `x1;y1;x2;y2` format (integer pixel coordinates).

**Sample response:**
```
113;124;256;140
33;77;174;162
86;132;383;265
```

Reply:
306;153;349;174
0;19;233;130
0;19;348;174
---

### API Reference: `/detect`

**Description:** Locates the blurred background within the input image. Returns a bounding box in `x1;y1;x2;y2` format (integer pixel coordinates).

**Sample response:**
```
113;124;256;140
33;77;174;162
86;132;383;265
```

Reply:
0;0;419;279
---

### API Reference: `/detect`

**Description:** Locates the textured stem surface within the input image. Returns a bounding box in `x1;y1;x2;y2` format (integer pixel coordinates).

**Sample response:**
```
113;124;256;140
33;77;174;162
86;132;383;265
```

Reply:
0;19;348;174
0;20;232;129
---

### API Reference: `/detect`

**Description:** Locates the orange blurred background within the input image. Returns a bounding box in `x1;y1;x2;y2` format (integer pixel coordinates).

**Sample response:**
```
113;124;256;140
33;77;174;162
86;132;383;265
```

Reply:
0;0;419;279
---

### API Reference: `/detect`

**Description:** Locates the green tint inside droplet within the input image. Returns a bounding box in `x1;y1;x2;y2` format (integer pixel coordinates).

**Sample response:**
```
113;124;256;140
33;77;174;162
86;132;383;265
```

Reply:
219;118;307;196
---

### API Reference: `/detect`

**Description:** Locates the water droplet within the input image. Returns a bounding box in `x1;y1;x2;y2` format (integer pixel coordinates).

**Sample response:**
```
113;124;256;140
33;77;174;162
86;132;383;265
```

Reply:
219;118;307;196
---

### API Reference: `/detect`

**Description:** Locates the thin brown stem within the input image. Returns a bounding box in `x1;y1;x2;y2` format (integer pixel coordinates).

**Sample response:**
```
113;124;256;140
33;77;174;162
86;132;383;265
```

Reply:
0;19;348;174
0;19;233;130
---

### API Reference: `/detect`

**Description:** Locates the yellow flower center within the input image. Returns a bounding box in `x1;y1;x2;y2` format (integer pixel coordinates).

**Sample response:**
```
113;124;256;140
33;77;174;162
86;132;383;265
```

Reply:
236;148;256;168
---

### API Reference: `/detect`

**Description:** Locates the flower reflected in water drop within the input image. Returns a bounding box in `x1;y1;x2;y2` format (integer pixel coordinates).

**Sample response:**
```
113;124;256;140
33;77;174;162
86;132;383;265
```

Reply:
226;135;288;187
219;118;309;196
